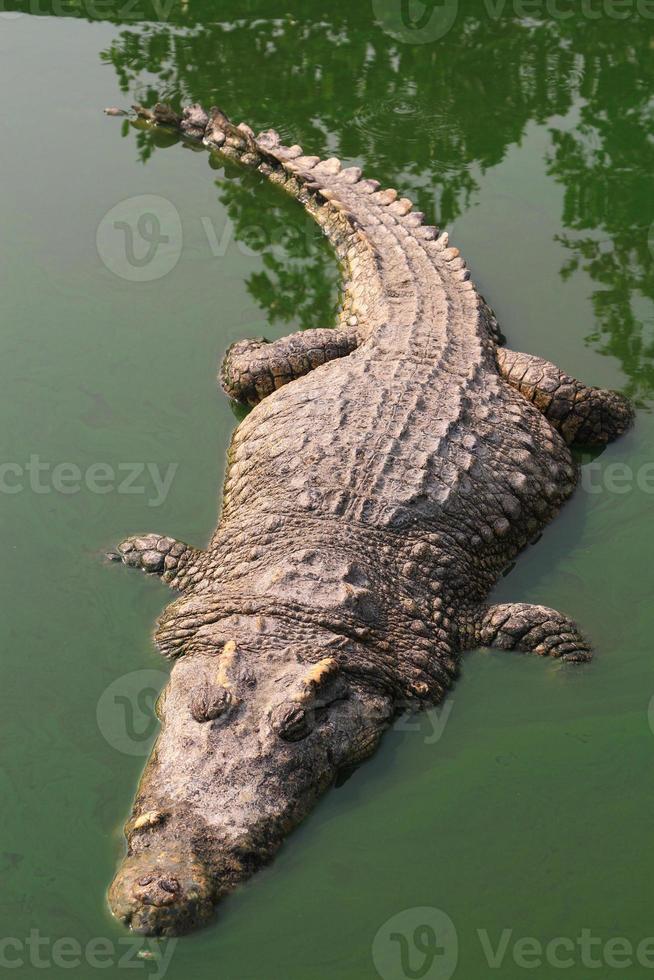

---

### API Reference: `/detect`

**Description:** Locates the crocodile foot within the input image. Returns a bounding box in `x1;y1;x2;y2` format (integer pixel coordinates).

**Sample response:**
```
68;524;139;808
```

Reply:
221;326;359;406
474;602;593;662
496;348;634;446
107;534;199;587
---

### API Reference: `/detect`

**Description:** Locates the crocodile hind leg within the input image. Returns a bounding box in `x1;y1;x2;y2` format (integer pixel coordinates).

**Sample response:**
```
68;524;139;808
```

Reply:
220;326;359;405
470;602;592;662
496;348;633;446
107;534;202;589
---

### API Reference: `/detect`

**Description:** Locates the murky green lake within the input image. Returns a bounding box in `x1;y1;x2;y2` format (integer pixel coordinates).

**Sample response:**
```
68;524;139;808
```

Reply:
1;2;653;977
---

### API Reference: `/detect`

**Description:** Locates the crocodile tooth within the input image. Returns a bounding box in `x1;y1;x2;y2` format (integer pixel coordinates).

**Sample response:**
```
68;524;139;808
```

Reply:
318;188;336;200
404;212;424;226
437;231;449;247
443;247;461;261
237;122;255;137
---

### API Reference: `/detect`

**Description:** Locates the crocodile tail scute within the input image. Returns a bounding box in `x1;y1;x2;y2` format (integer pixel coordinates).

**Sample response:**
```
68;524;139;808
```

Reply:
132;102;488;339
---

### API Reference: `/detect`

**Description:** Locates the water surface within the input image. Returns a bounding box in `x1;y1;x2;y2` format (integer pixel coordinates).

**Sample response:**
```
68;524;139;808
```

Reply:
1;3;653;977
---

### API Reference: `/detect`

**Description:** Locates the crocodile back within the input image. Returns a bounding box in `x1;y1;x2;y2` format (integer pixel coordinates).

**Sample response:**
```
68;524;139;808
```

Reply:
219;345;576;569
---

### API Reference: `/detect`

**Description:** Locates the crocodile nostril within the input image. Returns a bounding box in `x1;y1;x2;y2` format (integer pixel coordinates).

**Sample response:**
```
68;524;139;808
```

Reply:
135;875;180;906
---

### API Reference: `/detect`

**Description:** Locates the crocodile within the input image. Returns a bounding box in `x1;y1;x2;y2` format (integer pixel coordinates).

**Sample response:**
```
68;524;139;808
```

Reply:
106;102;633;936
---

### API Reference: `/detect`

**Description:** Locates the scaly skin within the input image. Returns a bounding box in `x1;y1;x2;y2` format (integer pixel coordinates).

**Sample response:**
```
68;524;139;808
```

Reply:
105;102;633;936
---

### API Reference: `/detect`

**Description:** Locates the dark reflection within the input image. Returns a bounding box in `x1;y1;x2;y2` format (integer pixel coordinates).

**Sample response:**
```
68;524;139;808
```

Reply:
19;0;654;397
212;165;340;329
544;23;654;403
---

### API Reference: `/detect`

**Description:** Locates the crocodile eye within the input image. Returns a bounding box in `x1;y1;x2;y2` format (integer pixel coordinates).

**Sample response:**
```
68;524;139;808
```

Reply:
269;702;313;742
189;681;233;723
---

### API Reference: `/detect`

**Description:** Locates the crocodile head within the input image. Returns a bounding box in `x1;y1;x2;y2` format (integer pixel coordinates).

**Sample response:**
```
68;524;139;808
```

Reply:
108;613;392;935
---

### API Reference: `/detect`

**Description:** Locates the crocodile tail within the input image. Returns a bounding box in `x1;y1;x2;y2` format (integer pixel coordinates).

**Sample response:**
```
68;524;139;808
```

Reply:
132;103;493;344
133;102;383;334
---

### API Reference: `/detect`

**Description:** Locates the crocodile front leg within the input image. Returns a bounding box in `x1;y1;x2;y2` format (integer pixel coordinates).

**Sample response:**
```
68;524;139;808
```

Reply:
108;534;202;589
469;602;592;662
496;348;633;445
220;326;359;405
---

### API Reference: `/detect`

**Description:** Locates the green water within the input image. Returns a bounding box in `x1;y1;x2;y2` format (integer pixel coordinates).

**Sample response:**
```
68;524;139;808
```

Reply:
1;2;654;978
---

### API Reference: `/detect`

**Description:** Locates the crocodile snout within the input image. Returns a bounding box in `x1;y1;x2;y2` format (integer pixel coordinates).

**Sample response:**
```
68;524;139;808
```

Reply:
109;853;214;936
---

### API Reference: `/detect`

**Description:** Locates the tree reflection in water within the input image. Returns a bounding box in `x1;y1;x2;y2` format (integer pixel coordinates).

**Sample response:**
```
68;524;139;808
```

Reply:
17;1;651;397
